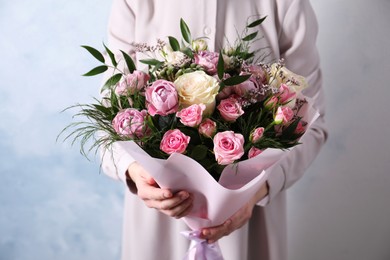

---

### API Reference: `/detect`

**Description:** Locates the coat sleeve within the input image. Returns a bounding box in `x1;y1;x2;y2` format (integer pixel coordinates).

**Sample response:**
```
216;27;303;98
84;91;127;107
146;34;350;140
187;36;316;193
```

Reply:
258;0;328;206
100;0;136;184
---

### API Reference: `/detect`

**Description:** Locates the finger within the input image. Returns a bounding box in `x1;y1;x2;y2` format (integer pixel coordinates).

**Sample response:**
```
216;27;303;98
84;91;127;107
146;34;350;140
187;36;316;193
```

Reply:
173;195;194;218
161;191;190;209
162;195;193;218
131;163;159;187
202;219;232;243
137;183;173;201
146;191;189;210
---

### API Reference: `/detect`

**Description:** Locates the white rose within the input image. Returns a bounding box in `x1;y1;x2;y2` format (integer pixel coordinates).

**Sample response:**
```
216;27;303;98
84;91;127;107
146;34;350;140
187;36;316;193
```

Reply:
162;45;186;65
192;39;208;52
174;71;220;115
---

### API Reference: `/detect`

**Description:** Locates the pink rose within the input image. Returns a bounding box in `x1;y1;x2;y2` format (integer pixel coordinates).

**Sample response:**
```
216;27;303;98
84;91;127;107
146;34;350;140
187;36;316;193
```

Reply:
213;131;245;165
194;51;219;75
115;70;150;95
278;84;296;105
160;129;190;155
250;127;265;143
274;106;294;125
145;80;179;116
233;79;258;97
112;109;150;139
176;104;206;127
248;147;263;159
217;98;244;122
233;65;267;98
216;86;234;100
264;96;279;110
198;118;217;138
243;64;267;84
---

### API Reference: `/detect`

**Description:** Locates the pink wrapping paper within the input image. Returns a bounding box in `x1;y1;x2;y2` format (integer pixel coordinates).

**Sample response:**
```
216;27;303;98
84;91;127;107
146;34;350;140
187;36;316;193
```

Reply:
116;98;319;230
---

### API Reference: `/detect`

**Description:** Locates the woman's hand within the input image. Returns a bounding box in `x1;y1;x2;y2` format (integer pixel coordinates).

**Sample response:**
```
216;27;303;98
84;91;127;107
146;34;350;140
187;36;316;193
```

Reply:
200;182;269;243
127;162;193;218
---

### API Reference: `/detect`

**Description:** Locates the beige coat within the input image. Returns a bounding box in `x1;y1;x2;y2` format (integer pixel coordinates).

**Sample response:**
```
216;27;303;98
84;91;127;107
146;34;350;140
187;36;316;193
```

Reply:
101;0;327;259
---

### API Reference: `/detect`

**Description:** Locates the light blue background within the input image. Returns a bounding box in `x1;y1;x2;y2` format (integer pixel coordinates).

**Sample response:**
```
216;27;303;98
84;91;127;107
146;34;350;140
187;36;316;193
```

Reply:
0;1;123;259
1;1;390;260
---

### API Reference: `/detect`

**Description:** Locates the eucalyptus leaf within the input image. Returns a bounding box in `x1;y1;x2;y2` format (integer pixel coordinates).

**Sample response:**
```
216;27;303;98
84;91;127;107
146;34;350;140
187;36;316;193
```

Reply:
242;32;258;42
140;59;164;66
82;65;108;76
223;74;251;86
181;47;194;59
101;73;122;93
120;51;136;73
244;52;255;60
247;16;267;28
81;45;105;63
168;36;180;51
180;18;192;44
103;43;117;67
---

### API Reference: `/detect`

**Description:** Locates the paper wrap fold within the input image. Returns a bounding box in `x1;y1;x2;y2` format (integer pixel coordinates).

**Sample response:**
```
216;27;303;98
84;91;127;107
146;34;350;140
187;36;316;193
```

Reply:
115;99;319;259
116;98;319;229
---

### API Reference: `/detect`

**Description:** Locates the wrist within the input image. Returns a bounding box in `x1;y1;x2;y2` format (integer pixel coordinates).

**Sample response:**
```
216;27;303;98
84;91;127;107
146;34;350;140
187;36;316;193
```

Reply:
127;161;138;182
251;181;269;205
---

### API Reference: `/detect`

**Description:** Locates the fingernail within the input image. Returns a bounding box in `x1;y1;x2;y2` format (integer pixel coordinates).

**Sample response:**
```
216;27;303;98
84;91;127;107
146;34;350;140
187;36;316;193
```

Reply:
164;192;172;198
202;230;209;236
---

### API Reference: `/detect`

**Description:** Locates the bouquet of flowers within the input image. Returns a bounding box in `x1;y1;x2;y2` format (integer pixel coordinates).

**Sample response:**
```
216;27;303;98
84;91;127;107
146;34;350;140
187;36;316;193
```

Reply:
60;17;319;259
63;17;310;179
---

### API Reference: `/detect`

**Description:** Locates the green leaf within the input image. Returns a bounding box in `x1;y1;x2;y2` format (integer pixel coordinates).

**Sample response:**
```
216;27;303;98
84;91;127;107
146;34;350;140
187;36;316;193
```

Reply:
243;51;255;60
180;127;201;144
120;50;136;73
190;145;208;160
217;50;225;80
110;87;119;108
81;45;105;63
101;73;122;93
92;104;112;115
223;74;251;86
156;114;176;131
180;18;192;44
168;36;180;51
103;43;117;67
181;47;194;59
146;116;159;133
218;81;226;92
281;118;301;139
242;32;258;42
82;65;108;76
140;59;164;66
247;16;267;28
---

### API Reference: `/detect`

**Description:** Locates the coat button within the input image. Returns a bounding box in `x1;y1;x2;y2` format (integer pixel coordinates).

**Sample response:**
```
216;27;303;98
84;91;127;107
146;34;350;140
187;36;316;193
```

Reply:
203;26;212;35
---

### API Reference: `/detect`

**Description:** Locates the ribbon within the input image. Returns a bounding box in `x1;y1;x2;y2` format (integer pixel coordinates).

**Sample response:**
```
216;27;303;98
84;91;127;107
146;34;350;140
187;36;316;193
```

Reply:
181;231;224;260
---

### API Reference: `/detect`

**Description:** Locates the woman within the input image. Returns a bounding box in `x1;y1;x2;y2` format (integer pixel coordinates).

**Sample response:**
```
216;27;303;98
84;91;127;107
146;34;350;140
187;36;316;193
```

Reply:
101;0;327;259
